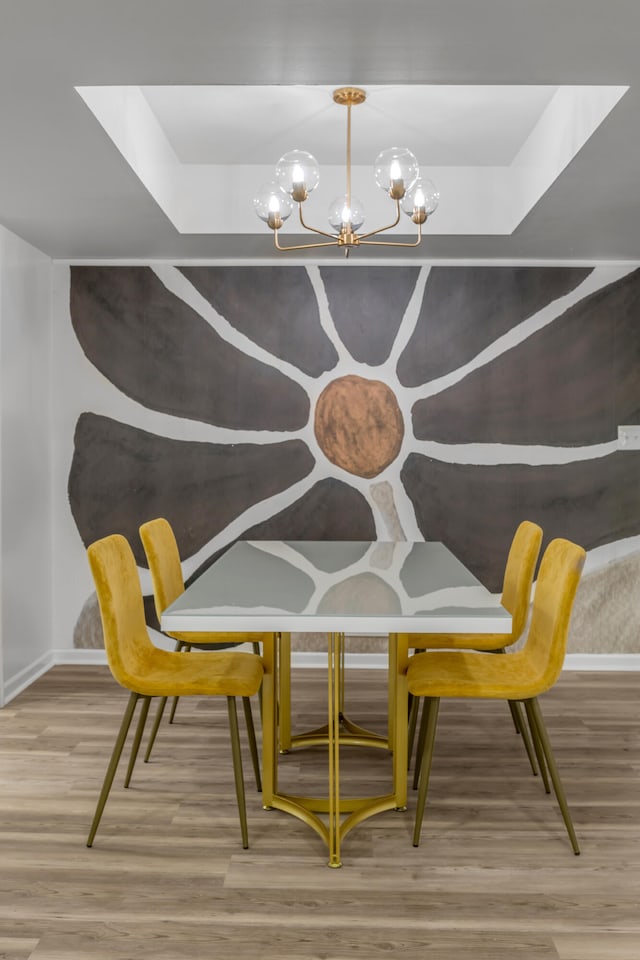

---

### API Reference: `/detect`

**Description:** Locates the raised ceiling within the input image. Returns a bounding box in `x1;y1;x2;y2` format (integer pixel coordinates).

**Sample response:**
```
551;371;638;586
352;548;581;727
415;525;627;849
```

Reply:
76;83;625;241
1;0;639;261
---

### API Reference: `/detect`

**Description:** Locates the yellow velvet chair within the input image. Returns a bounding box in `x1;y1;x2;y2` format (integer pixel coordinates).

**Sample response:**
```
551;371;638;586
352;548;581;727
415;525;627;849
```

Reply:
86;532;264;849
408;537;586;854
139;517;268;762
403;520;543;780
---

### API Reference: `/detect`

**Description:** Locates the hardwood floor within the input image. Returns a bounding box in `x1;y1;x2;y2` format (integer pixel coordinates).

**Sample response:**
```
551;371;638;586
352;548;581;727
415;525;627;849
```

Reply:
0;665;638;959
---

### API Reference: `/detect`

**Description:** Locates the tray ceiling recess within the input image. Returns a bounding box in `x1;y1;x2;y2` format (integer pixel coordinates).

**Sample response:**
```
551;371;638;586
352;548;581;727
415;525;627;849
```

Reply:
76;84;627;238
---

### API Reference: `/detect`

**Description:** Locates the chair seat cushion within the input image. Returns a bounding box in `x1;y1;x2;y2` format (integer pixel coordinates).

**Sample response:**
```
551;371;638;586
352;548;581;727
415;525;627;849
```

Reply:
407;648;548;701
130;649;264;698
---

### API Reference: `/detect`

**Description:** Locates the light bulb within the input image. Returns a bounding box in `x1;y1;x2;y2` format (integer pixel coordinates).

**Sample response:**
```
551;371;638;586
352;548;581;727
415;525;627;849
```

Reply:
401;177;439;224
253;181;294;230
413;186;425;208
328;195;365;232
374;147;419;199
275;150;320;202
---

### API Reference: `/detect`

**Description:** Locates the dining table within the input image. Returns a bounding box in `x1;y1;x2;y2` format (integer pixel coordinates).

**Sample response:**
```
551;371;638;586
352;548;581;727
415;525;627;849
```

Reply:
161;539;511;867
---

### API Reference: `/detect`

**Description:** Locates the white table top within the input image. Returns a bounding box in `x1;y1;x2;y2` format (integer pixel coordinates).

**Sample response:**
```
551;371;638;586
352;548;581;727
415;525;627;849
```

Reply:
161;540;511;635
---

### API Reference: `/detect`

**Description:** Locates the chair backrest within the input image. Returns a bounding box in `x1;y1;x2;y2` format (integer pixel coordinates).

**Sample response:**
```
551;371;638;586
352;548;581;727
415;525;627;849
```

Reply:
87;533;157;692
501;520;543;642
524;537;586;694
139;517;185;621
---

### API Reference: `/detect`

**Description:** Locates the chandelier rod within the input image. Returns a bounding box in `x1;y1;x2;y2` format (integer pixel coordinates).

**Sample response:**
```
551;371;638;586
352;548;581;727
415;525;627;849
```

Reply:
346;98;352;215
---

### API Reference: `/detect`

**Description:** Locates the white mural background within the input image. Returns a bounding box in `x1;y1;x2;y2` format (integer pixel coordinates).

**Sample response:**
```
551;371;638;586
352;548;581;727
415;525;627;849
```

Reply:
51;263;640;655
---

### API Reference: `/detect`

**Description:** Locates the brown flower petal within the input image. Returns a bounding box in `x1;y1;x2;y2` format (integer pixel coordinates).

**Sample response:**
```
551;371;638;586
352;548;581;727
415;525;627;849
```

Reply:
179;266;338;376
398;266;592;386
71;266;309;430
401;451;640;591
69;413;315;564
319;266;421;364
412;267;640;445
242;478;376;542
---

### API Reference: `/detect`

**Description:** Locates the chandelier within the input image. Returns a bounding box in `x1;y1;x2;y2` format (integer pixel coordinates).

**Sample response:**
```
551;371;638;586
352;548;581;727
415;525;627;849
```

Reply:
253;87;439;256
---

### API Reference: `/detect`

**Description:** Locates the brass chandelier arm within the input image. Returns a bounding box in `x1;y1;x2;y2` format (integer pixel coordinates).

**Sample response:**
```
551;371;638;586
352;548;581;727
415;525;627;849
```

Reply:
273;231;341;252
298;204;339;240
359;222;424;248
359;237;422;248
355;200;402;242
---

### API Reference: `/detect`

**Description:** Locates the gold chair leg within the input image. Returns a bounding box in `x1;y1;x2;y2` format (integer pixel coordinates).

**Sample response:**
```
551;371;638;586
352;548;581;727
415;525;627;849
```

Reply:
507;700;539;777
168;641;187;724
87;691;141;847
407;694;420;771
508;695;523;734
144;696;168;762
525;698;580;855
413;696;440;847
412;695;430;790
123;695;151;787
227;696;249;849
525;700;551;794
242;696;261;792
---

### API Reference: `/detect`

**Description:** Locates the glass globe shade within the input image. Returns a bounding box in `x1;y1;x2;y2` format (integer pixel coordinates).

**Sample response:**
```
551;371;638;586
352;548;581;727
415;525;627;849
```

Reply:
374;147;419;199
275;150;320;201
253;182;294;228
327;195;365;233
401;177;440;221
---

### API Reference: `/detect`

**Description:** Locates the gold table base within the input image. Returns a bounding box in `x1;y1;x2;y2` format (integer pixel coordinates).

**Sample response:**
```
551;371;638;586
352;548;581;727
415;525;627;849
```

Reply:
261;632;409;867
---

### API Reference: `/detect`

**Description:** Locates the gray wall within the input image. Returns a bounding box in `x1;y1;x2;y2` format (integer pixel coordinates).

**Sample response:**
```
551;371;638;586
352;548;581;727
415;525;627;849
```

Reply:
0;226;52;704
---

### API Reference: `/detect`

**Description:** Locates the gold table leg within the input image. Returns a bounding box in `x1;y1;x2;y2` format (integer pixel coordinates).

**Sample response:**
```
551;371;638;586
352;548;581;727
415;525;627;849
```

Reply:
387;632;397;748
261;632;278;808
328;632;342;867
278;632;292;752
391;633;408;810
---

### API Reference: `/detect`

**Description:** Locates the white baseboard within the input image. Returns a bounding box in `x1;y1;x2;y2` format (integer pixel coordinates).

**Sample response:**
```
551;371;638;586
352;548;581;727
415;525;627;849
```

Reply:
563;653;640;670
289;652;640;670
52;649;109;664
45;649;389;669
49;648;640;671
3;648;640;706
2;651;54;706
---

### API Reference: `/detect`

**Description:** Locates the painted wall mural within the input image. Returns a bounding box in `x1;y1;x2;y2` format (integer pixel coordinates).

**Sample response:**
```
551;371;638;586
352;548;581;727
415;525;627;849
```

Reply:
66;263;640;653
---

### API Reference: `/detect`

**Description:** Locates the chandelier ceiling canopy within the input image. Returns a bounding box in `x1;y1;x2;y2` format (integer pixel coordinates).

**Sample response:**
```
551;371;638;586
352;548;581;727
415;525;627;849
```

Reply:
253;87;439;257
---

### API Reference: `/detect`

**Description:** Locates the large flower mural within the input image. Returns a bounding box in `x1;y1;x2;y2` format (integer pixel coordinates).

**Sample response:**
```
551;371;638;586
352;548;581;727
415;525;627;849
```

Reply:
68;262;640;649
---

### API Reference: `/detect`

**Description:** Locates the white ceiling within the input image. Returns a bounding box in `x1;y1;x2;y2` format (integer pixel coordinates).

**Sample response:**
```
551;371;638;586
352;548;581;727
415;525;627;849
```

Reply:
138;84;558;166
77;82;624;239
1;0;640;261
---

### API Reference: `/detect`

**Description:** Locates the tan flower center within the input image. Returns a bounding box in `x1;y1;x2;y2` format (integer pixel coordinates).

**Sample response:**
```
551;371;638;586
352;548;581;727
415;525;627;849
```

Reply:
314;374;404;479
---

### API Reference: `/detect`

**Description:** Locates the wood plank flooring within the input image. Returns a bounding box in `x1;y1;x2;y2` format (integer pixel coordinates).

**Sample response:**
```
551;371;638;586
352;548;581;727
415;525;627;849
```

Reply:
0;665;638;959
